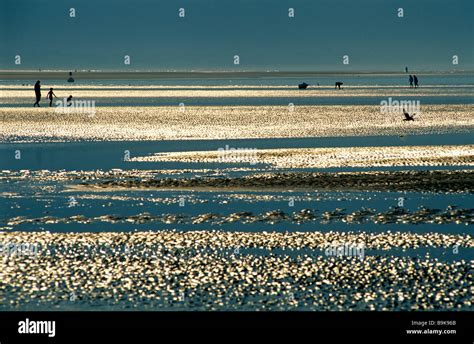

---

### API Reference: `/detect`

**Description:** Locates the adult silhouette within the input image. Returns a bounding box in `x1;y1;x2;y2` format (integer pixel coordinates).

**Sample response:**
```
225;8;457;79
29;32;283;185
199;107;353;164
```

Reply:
33;80;41;107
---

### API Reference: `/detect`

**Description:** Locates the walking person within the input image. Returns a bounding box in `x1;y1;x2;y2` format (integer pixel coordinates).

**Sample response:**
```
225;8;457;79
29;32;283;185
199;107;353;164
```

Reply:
413;75;419;88
409;75;413;88
46;88;58;107
33;80;41;107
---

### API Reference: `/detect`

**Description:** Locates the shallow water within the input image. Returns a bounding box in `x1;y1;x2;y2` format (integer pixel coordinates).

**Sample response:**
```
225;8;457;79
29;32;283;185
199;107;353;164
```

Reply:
1;74;473;107
2;73;474;86
1;137;472;263
1;133;473;170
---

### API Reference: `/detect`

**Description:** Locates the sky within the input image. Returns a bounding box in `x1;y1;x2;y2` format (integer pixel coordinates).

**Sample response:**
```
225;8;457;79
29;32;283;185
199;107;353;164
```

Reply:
0;0;473;71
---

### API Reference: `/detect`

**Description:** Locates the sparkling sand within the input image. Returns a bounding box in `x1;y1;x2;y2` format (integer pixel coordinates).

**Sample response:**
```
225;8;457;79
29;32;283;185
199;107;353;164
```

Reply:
1;105;473;142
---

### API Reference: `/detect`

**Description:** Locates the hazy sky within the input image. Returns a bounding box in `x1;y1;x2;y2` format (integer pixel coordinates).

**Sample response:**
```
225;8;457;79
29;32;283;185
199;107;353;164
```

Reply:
1;0;473;71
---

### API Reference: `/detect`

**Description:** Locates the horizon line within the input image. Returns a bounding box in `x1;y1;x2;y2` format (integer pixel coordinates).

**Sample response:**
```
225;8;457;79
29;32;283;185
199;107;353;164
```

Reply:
1;70;473;80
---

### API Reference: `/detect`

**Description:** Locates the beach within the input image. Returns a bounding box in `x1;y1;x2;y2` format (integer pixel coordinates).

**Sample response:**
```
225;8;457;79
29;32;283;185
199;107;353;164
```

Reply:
0;73;473;311
2;0;473;335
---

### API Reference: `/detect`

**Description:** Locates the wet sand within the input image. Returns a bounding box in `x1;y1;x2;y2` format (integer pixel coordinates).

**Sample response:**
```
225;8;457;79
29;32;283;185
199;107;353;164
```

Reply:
2;86;473;99
5;206;473;227
0;231;471;311
132;145;474;168
77;170;474;193
1;105;473;142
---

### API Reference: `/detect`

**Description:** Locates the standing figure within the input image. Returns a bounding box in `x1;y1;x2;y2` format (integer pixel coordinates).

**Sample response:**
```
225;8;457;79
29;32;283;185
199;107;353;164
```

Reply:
409;75;413;88
413;75;419;88
67;71;75;83
33;80;41;107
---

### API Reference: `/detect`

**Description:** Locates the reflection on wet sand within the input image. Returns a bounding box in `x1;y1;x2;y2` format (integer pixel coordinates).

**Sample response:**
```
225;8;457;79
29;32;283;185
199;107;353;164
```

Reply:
0;231;471;311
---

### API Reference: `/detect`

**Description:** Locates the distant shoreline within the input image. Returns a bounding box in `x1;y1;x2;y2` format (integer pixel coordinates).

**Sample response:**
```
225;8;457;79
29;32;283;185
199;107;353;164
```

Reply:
1;70;473;80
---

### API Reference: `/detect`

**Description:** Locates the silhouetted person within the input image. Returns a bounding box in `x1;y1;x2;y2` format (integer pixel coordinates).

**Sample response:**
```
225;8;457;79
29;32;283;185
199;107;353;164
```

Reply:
298;82;308;89
46;88;57;107
413;75;419;88
403;108;415;121
405;66;408;73
67;95;73;106
33;80;41;107
335;82;343;89
409;75;413;88
67;71;75;83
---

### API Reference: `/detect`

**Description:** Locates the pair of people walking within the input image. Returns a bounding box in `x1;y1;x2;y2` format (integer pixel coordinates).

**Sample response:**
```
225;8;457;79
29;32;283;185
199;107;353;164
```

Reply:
33;80;58;107
409;75;419;88
33;80;72;107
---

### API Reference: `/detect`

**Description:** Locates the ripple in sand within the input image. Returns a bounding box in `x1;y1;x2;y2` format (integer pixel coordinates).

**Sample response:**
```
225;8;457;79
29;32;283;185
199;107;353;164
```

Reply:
6;206;473;227
132;145;474;169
